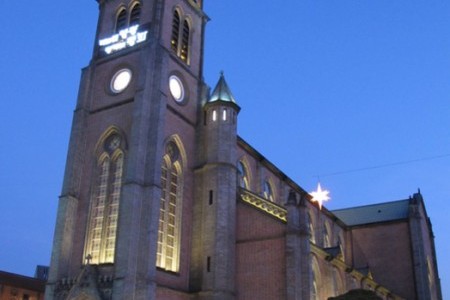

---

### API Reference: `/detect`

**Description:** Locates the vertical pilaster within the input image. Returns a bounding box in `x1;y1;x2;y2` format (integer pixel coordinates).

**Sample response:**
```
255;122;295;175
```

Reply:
45;196;79;299
299;193;312;300
285;190;312;300
409;193;432;300
112;44;166;299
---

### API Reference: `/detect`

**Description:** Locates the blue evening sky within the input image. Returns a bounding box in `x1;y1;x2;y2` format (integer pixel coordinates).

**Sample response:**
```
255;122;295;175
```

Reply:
0;1;449;297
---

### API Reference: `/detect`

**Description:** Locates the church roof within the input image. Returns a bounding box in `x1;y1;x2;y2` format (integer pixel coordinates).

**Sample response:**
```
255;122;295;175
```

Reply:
332;199;410;226
208;72;237;104
0;270;46;292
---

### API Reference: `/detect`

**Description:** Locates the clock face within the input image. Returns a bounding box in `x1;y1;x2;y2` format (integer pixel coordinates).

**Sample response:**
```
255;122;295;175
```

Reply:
169;75;184;102
111;69;132;93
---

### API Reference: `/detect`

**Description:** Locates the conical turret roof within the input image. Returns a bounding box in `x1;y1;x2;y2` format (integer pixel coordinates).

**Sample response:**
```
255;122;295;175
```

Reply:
208;72;237;104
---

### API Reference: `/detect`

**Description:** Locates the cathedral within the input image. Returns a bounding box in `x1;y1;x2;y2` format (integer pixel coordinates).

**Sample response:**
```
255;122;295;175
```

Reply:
45;0;442;299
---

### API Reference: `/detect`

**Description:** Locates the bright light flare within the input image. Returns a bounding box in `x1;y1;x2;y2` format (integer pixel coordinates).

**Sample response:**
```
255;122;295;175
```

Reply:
310;183;330;209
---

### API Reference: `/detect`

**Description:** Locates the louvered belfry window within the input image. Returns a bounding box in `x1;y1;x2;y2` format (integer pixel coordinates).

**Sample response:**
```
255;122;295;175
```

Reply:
116;8;128;32
170;9;190;64
129;3;141;26
180;20;190;62
171;10;180;52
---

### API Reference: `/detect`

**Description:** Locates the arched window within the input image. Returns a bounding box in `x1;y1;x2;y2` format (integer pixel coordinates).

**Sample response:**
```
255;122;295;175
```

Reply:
332;267;343;296
308;212;316;243
312;271;318;300
116;8;128;32
263;180;274;202
156;141;183;272
180;20;190;62
323;223;331;248
171;10;180;52
338;232;345;261
332;268;339;296
84;133;125;264
237;161;249;189
311;255;321;300
170;9;191;64
129;3;141;26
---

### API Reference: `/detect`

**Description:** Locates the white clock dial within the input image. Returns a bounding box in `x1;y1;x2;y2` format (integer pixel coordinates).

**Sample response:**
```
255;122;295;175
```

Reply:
111;69;132;93
169;75;184;102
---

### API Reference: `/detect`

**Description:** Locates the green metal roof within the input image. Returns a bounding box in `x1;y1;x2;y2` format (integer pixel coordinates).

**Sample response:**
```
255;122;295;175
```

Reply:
332;199;410;226
208;72;237;104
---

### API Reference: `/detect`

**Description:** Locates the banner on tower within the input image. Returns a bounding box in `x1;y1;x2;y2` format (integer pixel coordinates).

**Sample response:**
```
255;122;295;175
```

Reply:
99;25;148;55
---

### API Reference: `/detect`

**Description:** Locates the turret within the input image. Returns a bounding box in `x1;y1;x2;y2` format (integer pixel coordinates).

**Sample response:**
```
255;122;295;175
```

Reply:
203;73;240;163
190;73;240;299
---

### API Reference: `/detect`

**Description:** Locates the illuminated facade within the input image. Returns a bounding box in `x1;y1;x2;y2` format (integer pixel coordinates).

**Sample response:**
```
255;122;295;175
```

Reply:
46;0;441;299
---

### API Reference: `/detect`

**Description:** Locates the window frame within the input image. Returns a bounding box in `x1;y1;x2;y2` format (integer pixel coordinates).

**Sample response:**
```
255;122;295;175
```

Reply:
115;7;128;33
84;132;125;265
170;7;191;65
156;141;184;273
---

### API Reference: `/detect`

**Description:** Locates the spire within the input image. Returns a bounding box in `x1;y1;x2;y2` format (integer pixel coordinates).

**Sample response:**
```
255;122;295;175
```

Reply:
208;72;237;104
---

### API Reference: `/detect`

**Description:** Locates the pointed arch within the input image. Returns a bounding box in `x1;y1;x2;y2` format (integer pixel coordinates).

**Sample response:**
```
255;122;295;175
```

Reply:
180;19;191;63
129;2;141;26
308;210;316;243
263;177;276;202
311;254;322;300
170;7;191;64
116;7;128;32
332;267;344;296
338;231;345;261
93;126;128;156
156;135;186;272
171;9;181;52
84;127;127;265
323;221;331;248
237;156;251;189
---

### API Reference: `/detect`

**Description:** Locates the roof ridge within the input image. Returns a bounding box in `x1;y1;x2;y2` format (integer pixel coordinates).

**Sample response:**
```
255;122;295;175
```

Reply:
331;198;410;212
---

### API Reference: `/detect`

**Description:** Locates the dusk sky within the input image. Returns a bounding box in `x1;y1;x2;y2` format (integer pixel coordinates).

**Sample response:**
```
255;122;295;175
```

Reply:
1;1;449;297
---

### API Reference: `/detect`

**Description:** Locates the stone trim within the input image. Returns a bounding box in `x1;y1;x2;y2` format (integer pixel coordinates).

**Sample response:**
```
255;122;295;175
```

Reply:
239;189;287;222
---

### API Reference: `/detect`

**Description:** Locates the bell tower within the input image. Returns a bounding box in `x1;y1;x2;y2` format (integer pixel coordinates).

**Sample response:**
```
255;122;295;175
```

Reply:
46;0;208;299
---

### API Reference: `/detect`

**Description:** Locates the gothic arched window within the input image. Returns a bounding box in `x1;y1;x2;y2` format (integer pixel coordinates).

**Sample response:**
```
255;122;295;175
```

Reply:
156;141;183;272
237;161;249;189
171;10;181;52
332;267;343;296
170;9;191;64
308;212;316;243
116;8;128;32
129;3;141;26
180;20;190;63
338;232;345;261
263;180;274;202
323;223;331;248
311;255;321;300
84;133;125;264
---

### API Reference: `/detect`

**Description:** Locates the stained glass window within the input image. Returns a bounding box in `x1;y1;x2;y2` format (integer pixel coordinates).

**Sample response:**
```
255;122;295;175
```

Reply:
84;134;124;264
157;142;182;272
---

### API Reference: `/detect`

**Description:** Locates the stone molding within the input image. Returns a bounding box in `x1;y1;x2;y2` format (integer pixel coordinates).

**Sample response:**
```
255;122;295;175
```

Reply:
239;189;287;222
